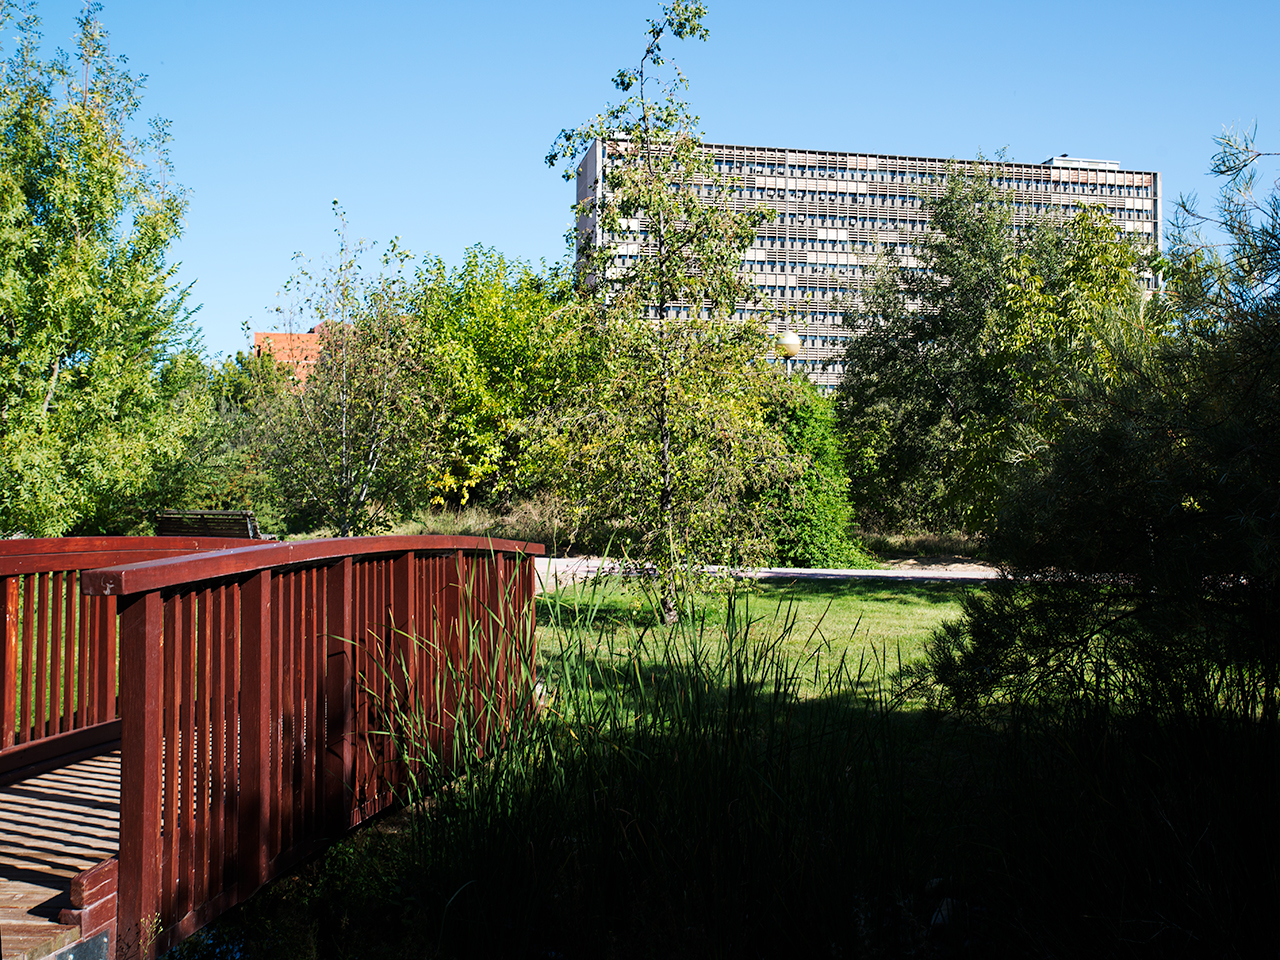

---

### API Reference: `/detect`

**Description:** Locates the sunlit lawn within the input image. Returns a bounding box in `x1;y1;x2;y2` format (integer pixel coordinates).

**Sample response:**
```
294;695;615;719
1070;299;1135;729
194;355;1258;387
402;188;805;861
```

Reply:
536;574;975;696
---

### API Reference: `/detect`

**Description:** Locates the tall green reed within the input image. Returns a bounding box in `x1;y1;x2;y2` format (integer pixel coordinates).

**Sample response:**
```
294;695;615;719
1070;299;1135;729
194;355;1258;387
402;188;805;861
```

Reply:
361;570;931;958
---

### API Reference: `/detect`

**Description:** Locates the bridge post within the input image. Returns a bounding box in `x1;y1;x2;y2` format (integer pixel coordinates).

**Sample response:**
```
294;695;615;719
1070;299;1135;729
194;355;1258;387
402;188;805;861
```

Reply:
118;590;162;960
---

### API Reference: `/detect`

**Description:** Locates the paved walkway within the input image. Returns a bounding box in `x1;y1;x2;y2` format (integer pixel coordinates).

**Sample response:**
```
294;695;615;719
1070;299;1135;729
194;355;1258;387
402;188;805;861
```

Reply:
534;556;997;593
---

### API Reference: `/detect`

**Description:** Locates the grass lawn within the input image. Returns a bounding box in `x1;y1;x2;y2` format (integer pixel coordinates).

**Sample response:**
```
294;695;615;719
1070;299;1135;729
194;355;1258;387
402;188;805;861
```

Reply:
536;574;973;696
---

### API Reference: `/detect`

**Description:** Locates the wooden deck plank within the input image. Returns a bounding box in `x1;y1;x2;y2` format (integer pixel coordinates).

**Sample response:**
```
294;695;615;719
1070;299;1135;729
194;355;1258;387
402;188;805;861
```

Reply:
0;752;118;960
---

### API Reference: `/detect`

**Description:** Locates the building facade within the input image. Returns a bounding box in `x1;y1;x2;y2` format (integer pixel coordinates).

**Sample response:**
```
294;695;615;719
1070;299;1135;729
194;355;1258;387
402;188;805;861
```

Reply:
576;140;1161;387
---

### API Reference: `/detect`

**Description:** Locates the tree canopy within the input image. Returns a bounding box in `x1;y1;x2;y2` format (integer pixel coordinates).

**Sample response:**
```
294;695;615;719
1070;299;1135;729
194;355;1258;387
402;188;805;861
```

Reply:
929;130;1280;722
838;162;1158;532
544;1;806;615
0;3;204;536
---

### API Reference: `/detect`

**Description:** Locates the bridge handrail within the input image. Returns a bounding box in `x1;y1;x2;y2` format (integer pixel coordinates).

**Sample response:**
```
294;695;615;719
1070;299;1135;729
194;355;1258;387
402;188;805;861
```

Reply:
93;535;542;958
1;537;272;766
0;536;256;575
80;534;544;597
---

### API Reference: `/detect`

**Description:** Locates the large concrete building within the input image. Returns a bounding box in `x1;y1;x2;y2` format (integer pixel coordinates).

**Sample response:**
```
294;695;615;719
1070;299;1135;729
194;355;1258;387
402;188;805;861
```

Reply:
575;141;1161;386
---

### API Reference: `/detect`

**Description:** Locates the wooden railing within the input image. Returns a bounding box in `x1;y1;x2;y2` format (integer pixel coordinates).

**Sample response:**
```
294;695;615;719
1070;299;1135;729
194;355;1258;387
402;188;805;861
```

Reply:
78;535;543;959
0;537;255;782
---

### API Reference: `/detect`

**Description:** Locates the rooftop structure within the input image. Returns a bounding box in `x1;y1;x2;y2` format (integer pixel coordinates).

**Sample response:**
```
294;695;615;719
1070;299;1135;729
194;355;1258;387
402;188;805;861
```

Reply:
576;141;1161;386
253;327;322;381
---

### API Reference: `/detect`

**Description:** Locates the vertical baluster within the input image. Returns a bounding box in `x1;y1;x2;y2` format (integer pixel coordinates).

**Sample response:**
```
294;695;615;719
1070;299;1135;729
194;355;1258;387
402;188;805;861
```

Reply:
428;555;442;753
237;570;271;901
2;576;17;748
300;567;316;837
194;588;212;913
175;593;196;925
161;594;178;928
280;571;295;855
350;561;363;815
50;571;63;734
356;559;370;817
62;570;75;731
325;557;353;834
377;558;391;801
461;553;478;747
76;579;89;730
391;551;415;788
372;558;384;809
268;574;283;862
366;560;379;805
35;573;49;740
363;560;377;804
291;568;304;842
20;575;34;744
79;588;92;728
492;552;509;730
224;582;241;894
209;585;225;901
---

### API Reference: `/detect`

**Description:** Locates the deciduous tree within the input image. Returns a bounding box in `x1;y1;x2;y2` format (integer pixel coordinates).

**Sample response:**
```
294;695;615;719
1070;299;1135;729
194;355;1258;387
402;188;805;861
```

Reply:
0;3;203;535
838;163;1157;531
929;129;1280;722
545;1;790;617
255;213;434;536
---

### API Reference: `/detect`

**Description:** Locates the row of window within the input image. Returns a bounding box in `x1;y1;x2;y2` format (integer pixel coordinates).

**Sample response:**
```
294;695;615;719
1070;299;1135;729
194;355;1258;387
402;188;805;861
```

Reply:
709;158;1153;196
695;178;1153;203
713;158;941;182
751;283;850;300
744;308;848;326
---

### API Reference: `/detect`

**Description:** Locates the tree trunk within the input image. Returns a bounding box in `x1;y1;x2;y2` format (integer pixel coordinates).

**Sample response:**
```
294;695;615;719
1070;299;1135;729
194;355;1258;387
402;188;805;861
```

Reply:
658;393;678;624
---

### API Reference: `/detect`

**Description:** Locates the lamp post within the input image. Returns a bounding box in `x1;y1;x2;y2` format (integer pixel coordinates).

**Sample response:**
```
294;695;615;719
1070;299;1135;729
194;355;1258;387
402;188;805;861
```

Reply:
778;330;801;372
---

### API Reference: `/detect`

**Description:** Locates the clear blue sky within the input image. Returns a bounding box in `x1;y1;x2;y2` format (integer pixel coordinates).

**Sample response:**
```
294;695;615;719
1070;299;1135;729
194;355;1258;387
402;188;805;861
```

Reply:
28;0;1280;359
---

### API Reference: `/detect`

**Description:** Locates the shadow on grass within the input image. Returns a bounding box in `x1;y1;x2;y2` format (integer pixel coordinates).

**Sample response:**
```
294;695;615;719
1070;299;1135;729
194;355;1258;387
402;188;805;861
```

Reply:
756;576;977;605
171;580;1280;960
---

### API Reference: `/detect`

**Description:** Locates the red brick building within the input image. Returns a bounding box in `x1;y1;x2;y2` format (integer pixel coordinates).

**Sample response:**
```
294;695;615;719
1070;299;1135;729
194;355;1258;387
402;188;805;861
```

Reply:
253;328;323;381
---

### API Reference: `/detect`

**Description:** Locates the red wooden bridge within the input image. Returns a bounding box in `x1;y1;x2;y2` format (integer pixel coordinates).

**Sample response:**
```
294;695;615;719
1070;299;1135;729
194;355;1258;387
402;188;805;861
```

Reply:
0;535;542;959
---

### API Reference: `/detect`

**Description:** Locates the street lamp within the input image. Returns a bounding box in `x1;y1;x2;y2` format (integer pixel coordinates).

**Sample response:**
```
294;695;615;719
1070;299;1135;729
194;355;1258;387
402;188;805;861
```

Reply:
778;330;801;358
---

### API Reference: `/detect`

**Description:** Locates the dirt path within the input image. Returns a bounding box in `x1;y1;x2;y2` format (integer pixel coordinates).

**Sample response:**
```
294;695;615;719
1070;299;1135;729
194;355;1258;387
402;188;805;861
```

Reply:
534;556;997;593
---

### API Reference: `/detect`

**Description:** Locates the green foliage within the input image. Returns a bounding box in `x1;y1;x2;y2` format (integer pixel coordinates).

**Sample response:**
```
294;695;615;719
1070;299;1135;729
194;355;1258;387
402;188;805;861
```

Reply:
838;161;1025;531
839;162;1162;535
411;246;580;505
256;214;578;535
930;129;1280;728
162;350;290;533
957;206;1163;524
255;213;436;536
0;3;204;535
839;162;1159;533
760;374;871;568
545;2;796;612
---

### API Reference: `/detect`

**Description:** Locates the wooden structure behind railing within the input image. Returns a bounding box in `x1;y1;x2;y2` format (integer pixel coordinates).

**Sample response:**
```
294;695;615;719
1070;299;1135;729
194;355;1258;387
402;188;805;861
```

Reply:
79;535;543;959
0;538;256;783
